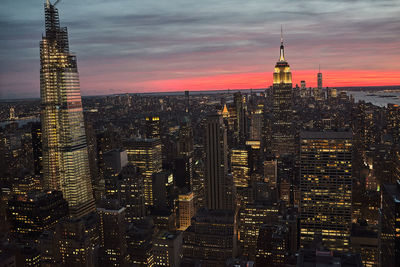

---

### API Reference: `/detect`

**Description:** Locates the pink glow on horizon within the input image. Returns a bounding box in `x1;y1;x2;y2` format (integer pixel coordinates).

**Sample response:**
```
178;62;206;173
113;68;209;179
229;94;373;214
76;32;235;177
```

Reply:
81;69;400;94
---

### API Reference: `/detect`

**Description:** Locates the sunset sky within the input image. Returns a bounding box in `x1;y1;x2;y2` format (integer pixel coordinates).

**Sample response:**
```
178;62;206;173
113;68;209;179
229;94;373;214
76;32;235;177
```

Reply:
1;0;400;99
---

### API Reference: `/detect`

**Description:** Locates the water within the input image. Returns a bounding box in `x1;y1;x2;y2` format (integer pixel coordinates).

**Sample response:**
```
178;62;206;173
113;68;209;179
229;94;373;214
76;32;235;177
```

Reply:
0;117;39;128
348;91;400;107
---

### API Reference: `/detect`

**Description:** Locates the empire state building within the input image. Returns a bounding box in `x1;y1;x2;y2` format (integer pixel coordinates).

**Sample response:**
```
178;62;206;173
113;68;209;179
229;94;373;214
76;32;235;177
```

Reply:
271;30;295;156
40;0;95;218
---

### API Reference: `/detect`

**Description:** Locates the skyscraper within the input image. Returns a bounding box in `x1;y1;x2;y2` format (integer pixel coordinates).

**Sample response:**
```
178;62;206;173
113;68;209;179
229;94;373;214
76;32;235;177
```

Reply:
317;65;323;95
178;191;195;231
299;131;353;251
231;148;249;188
145;116;160;139
40;1;95;218
124;138;162;206
234;92;245;144
271;29;294;156
380;181;400;267
31;122;43;177
205;114;234;210
315;65;323;100
7;190;68;241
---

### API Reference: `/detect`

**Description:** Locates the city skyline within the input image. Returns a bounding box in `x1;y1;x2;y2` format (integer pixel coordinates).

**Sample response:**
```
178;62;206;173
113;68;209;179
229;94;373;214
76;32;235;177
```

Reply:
1;0;400;99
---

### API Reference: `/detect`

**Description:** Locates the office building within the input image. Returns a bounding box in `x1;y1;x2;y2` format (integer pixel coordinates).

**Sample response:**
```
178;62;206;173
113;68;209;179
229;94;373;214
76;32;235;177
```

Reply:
264;160;278;188
97;199;128;266
234;92;245;144
239;202;279;259
40;1;95;218
54;213;100;266
120;164;146;223
205;114;235;210
300;80;307;98
255;225;289;267
182;208;238;266
271;30;295;156
146;116;161;140
152;231;183;267
296;247;363;267
231;148;249;188
7;190;68;241
31;122;42;177
300;131;353;251
380;181;400;267
126;222;155;267
315;66;323;100
103;149;128;200
178;192;195;230
124;138;162;206
350;221;379;267
249;112;263;141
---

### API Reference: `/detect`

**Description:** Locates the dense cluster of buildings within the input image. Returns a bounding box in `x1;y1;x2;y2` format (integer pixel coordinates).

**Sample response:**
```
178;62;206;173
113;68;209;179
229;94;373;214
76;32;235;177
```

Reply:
0;1;399;267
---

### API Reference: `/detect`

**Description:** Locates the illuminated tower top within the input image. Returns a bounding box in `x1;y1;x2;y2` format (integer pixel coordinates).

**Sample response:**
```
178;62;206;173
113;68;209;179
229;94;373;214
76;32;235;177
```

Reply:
273;27;292;84
279;26;285;62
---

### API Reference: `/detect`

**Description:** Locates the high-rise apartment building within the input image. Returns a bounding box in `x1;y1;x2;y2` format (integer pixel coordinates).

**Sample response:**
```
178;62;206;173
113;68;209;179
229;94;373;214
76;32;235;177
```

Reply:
271;30;294;156
300;131;353;251
40;1;94;218
124;138;162;206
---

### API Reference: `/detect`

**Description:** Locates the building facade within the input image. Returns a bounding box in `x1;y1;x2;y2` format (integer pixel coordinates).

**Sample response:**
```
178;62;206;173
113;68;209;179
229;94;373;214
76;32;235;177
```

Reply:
40;2;95;218
300;131;353;251
271;32;295;156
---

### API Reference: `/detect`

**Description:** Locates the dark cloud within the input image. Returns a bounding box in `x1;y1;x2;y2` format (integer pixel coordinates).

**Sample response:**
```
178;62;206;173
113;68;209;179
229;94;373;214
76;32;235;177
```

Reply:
0;0;399;98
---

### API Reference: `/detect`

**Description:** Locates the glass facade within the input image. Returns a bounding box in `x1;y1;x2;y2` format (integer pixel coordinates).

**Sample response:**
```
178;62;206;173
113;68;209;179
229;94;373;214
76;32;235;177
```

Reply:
40;3;95;218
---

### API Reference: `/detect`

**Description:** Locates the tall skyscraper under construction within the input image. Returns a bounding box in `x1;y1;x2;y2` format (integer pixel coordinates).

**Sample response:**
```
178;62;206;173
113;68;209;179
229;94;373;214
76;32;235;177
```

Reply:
40;0;95;218
271;29;295;155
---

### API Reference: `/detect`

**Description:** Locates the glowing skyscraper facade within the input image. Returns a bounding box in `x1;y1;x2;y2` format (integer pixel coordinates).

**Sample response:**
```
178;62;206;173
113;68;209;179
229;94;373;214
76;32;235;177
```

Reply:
40;1;95;218
299;131;353;251
271;30;295;155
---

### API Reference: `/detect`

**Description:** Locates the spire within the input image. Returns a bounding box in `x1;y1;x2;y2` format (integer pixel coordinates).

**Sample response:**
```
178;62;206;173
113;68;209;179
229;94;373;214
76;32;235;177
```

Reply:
319;64;321;73
279;26;285;61
46;0;50;7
